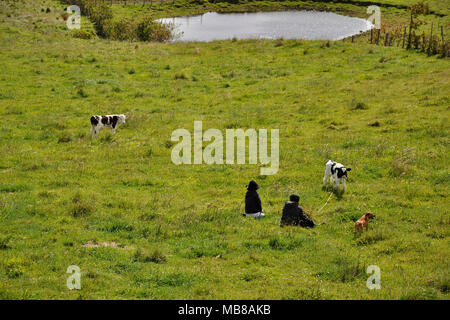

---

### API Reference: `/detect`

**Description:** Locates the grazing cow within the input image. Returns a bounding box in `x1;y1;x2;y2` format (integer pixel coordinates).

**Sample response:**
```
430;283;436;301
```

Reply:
90;114;126;138
323;160;351;190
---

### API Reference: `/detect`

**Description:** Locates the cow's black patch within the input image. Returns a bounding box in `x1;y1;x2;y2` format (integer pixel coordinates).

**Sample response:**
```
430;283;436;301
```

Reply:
111;116;118;129
90;116;98;126
331;162;337;174
101;116;109;125
336;168;347;179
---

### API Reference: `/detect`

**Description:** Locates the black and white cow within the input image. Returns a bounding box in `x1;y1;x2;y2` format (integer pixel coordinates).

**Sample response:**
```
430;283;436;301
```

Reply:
323;160;351;190
90;114;126;138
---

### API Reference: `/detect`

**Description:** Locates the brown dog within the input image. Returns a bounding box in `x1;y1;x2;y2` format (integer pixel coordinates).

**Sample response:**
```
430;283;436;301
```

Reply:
354;212;375;233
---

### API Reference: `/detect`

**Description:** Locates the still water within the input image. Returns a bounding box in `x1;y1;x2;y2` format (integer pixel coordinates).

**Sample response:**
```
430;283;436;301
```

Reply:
158;11;373;42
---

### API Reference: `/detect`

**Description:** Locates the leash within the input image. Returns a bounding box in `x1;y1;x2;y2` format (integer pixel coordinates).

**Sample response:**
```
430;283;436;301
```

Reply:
316;192;333;213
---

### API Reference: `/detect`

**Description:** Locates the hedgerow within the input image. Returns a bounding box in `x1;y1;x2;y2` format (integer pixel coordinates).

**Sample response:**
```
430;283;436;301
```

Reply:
60;0;173;41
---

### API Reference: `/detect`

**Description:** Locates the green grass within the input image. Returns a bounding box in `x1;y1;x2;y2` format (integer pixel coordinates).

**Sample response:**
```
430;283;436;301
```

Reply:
0;0;449;299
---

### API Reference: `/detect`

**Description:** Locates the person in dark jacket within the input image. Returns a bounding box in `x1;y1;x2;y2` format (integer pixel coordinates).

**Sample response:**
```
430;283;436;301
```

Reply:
281;194;315;227
244;180;265;218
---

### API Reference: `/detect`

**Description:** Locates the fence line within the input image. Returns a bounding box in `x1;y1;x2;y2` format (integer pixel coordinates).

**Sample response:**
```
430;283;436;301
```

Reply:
349;14;448;57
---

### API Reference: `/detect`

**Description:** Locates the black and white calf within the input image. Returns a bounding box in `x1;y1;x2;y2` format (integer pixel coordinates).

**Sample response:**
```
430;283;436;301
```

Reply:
323;160;351;190
90;114;126;138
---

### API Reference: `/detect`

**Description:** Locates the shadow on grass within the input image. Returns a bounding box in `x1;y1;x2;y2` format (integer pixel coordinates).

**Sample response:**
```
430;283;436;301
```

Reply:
321;185;345;200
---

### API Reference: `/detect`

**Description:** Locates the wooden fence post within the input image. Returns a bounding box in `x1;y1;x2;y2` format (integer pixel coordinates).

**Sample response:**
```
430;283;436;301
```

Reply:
427;22;433;55
384;32;389;46
402;26;406;48
422;32;426;52
370;28;373;44
407;15;413;49
376;29;380;45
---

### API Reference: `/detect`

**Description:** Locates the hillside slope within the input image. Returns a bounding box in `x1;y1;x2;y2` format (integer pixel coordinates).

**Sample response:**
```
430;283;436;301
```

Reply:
0;0;449;299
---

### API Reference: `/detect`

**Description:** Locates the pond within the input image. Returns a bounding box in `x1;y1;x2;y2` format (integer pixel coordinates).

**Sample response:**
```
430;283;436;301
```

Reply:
158;11;373;42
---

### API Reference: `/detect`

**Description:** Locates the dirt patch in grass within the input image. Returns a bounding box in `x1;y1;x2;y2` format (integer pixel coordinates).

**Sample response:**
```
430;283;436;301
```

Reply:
82;241;124;248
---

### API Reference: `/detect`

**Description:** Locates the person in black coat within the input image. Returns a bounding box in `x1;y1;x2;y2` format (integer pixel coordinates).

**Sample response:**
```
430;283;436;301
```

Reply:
281;194;315;227
244;180;265;218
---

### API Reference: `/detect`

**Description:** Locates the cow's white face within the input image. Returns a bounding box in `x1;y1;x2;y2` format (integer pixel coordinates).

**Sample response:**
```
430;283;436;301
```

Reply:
118;114;126;124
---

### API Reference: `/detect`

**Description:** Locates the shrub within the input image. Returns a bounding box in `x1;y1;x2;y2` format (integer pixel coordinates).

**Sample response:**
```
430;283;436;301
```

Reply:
72;29;96;40
86;2;113;37
61;0;113;37
136;17;173;42
104;18;136;41
410;1;430;15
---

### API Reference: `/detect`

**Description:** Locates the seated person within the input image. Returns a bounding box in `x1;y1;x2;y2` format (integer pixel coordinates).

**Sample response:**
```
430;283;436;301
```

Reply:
244;180;265;218
281;194;315;227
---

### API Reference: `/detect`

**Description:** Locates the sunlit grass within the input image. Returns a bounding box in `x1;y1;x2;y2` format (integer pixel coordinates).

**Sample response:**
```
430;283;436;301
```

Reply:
0;0;448;299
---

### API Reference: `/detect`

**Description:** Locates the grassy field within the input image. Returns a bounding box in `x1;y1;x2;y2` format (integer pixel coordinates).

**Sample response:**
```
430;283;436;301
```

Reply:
0;0;449;299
